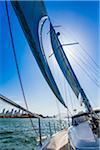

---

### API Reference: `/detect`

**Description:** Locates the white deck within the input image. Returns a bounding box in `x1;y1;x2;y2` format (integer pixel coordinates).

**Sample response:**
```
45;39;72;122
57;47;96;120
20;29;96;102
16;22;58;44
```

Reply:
43;129;69;150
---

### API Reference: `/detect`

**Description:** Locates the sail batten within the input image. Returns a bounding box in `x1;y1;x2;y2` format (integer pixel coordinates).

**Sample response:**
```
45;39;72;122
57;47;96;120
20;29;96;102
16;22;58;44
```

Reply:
50;23;92;112
11;1;67;108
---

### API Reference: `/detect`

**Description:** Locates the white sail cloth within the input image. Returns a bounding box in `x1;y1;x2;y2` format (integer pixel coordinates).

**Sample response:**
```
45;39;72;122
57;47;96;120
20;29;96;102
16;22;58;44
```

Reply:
50;23;92;112
11;1;67;108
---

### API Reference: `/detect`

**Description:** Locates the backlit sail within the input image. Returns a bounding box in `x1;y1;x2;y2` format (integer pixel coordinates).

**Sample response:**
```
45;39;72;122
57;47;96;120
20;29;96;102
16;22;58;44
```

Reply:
11;1;67;108
50;23;92;112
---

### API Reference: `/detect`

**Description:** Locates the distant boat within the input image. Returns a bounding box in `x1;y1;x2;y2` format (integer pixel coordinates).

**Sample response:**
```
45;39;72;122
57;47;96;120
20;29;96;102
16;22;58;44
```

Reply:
1;1;100;149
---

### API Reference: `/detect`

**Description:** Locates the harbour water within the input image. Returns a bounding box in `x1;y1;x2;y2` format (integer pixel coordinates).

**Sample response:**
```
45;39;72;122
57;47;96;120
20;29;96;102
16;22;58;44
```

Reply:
0;118;67;150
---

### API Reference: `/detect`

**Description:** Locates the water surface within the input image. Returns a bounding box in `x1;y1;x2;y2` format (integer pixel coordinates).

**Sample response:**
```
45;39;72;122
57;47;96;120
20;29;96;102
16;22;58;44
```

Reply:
0;118;67;150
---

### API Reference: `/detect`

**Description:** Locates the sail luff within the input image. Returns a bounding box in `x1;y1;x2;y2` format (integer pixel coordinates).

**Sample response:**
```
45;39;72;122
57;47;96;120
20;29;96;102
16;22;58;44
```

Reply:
11;1;67;108
50;23;92;112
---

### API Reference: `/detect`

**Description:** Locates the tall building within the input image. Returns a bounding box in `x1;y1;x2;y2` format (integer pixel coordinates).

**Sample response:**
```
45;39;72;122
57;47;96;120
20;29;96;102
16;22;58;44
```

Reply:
0;108;5;116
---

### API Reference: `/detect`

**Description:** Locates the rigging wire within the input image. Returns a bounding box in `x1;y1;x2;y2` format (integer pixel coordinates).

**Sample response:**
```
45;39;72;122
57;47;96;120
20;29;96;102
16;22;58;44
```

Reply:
80;87;96;107
63;69;73;113
77;46;99;74
48;50;72;117
49;19;100;92
62;48;98;109
75;46;100;75
50;18;100;71
65;48;99;84
48;43;72;121
63;74;83;119
79;43;100;69
57;33;97;110
67;50;100;88
67;54;100;115
63;77;71;127
60;33;99;75
48;48;62;124
62;77;71;150
5;1;38;137
59;34;99;86
48;37;72;116
48;26;72;126
60;26;100;70
55;99;62;129
59;32;100;87
49;21;99;119
49;19;100;127
60;42;86;113
51;27;100;90
60;30;100;75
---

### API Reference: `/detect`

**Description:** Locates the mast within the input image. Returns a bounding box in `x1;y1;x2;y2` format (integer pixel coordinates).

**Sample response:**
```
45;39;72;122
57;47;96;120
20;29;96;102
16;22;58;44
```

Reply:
50;23;93;113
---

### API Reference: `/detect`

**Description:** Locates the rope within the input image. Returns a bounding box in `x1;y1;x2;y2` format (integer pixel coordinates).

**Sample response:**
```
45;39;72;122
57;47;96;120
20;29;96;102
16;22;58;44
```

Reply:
5;1;38;137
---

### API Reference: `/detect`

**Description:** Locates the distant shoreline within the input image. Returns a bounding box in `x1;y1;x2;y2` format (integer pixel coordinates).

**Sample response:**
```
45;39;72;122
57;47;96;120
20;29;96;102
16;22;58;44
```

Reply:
0;115;54;119
0;115;36;118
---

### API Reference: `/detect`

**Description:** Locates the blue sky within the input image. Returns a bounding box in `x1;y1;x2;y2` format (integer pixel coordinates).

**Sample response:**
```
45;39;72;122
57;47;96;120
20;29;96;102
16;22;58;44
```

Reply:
0;1;99;116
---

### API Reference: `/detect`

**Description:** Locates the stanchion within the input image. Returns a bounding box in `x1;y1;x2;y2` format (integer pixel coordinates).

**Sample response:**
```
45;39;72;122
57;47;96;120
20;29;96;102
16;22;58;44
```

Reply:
48;121;52;137
54;122;56;133
38;118;42;146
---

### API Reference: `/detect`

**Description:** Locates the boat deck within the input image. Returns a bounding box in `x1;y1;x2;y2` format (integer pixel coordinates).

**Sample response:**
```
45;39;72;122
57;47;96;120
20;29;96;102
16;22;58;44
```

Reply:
43;129;72;150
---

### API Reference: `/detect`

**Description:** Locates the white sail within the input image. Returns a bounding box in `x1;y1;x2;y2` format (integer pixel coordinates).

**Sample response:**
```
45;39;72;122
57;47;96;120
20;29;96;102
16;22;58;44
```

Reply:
11;1;67;108
50;23;92;112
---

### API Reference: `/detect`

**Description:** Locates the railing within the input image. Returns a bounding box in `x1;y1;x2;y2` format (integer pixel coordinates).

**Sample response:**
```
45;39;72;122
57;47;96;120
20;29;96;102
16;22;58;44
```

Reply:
37;118;67;146
0;115;68;148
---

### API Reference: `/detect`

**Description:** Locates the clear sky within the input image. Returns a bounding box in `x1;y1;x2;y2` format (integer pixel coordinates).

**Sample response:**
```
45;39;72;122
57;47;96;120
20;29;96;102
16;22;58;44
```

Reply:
0;1;99;116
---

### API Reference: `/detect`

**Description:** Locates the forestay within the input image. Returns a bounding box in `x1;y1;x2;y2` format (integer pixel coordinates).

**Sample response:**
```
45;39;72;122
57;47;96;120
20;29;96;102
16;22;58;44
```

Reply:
11;1;67;108
50;23;92;112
